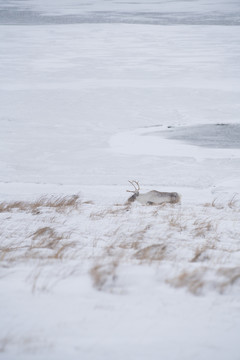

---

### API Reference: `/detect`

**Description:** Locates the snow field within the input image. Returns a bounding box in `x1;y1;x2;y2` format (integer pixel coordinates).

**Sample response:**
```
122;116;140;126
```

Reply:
0;187;240;359
1;2;240;358
1;189;240;295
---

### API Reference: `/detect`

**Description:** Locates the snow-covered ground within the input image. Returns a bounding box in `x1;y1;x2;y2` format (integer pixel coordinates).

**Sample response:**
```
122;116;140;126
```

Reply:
0;1;240;359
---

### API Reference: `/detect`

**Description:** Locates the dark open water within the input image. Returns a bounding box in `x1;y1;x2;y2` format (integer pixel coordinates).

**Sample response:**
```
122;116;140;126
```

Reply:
154;124;240;149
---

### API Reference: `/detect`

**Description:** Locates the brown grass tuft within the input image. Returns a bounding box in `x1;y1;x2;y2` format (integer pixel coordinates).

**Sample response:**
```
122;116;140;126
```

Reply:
51;242;76;259
30;227;65;250
32;194;81;213
90;204;130;220
119;241;140;250
191;243;216;262
168;213;187;232
211;197;224;210
90;260;119;291
134;244;166;262
83;200;94;205
192;219;214;238
0;194;81;214
130;225;151;241
0;226;75;263
167;268;207;295
29;227;76;260
228;193;239;209
0;201;26;213
217;266;240;292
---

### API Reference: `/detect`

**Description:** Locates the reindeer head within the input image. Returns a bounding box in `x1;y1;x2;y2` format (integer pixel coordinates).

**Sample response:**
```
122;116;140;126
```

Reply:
126;180;140;202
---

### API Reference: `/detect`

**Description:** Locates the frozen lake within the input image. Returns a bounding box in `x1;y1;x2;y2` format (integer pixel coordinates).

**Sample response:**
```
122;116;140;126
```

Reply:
1;0;240;25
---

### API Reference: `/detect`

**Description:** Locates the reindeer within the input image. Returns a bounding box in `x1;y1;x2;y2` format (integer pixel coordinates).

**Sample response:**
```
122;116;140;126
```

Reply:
126;180;180;205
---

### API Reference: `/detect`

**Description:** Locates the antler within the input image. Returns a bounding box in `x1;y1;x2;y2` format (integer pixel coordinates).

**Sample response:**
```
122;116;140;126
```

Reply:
126;180;140;193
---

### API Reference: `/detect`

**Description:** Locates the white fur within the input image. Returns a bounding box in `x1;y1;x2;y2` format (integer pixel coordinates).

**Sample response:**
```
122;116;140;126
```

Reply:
127;181;181;205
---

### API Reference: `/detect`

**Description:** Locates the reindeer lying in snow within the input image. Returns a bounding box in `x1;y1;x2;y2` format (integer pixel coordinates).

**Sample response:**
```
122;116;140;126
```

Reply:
126;180;180;205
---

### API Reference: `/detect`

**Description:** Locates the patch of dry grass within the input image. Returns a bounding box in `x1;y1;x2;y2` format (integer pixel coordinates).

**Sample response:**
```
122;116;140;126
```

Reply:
89;204;130;220
119;241;140;250
0;226;76;263
134;244;166;262
0;194;81;214
0;201;26;213
1;193;240;295
211;197;225;210
90;260;119;291
29;227;76;260
82;200;94;205
151;204;167;216
167;268;207;295
130;225;151;241
203;194;240;211
192;219;214;238
228;193;239;209
191;242;216;262
203;197;224;209
217;266;240;292
114;224;152;251
27;265;79;293
168;212;187;232
167;265;240;295
30;227;63;249
0;241;25;262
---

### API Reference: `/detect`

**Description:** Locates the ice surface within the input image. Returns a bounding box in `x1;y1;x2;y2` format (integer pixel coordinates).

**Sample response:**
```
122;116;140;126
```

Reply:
1;0;240;25
0;24;240;186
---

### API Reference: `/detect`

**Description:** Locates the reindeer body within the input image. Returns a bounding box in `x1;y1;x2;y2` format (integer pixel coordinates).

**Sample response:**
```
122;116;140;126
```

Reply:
127;181;180;205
